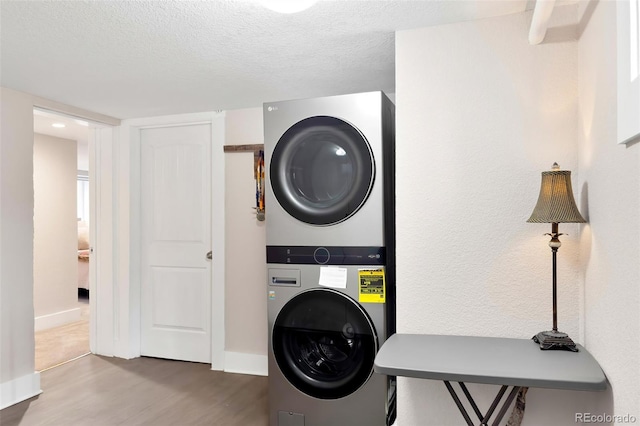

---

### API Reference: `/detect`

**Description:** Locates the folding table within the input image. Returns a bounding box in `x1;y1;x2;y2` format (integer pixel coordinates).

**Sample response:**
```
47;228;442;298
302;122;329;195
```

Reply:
374;333;607;426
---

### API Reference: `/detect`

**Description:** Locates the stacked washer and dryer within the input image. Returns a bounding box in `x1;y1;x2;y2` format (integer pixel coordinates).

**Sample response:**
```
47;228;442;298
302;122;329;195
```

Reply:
264;91;396;426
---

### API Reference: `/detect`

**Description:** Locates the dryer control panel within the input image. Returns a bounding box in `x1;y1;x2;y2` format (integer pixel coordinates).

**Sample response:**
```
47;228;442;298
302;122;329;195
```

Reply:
267;245;385;265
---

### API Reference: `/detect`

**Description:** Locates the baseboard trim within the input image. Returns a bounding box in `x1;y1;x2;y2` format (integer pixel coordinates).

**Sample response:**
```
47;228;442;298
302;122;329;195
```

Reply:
0;372;41;410
34;307;81;331
223;351;268;377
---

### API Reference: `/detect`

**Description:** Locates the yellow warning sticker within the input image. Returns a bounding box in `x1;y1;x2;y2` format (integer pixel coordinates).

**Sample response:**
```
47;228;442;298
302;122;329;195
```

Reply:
358;268;385;304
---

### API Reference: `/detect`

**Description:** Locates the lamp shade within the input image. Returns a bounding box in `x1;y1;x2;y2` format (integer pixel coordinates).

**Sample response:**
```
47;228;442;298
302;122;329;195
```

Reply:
527;163;586;224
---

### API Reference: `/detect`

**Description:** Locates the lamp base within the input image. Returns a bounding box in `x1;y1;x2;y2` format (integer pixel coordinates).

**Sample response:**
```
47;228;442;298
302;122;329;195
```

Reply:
532;331;579;352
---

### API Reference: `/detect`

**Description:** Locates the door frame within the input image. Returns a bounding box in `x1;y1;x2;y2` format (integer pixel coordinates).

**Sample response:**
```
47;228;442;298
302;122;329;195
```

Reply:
117;112;226;369
31;98;121;361
90;126;116;356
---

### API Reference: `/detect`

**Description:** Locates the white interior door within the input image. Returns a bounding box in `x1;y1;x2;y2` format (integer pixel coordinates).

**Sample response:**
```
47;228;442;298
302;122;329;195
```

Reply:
140;123;212;363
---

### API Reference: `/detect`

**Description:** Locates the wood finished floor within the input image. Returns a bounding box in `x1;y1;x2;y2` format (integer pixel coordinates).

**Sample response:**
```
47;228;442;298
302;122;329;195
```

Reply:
0;355;268;426
35;296;90;372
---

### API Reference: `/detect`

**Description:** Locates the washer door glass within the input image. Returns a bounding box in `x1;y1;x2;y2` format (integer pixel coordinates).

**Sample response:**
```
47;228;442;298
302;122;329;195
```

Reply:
272;288;377;399
270;116;375;225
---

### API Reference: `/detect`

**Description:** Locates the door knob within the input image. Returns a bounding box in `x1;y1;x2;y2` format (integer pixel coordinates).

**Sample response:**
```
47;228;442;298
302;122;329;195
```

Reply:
206;251;213;260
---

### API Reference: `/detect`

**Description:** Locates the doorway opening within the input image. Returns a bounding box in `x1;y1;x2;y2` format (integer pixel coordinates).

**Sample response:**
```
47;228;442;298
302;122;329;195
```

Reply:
32;108;104;371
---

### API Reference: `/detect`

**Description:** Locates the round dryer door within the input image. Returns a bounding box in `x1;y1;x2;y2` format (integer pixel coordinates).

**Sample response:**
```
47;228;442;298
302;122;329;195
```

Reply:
270;116;375;225
272;288;378;400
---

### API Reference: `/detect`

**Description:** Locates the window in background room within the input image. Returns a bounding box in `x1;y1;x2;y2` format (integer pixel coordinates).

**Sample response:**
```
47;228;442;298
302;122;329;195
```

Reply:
77;172;89;222
631;0;639;80
617;0;640;144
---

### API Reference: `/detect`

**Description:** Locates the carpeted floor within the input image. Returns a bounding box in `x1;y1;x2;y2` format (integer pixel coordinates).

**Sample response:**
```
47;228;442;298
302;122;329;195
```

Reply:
34;296;90;371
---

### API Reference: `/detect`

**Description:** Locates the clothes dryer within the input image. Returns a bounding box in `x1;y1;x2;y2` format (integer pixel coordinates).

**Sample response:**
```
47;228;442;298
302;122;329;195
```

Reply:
267;257;396;426
264;91;395;248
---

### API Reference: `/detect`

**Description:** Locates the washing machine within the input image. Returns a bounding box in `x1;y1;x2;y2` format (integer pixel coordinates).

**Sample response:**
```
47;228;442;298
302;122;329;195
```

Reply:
263;91;395;248
267;256;396;426
265;92;396;425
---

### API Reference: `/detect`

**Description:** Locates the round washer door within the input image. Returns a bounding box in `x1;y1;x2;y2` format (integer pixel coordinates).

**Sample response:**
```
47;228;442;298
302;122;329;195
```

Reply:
270;116;375;225
272;288;378;400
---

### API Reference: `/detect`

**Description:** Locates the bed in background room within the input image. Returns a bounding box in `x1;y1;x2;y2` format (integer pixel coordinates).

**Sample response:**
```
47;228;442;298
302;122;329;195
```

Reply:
78;221;90;294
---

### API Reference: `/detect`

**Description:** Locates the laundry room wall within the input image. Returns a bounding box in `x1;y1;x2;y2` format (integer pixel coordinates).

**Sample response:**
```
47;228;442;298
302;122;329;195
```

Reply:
1;87;118;409
395;5;612;425
33;133;79;330
577;0;640;419
0;87;40;409
223;107;268;375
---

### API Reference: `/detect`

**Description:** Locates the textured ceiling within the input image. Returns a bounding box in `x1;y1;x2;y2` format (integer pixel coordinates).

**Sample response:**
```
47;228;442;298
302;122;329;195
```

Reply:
1;0;530;120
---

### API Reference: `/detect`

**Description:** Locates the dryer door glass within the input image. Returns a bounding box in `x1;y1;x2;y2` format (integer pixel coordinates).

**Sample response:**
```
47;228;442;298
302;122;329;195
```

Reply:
272;288;378;399
270;116;375;225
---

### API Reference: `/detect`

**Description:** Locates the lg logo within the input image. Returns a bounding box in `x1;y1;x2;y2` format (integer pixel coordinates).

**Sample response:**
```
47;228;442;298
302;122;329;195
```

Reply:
267;106;278;112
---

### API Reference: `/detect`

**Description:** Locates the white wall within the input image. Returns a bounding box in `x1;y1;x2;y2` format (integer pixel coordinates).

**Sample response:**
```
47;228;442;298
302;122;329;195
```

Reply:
578;0;640;419
395;6;611;425
224;107;268;375
1;87;119;409
0;87;40;408
33;133;79;330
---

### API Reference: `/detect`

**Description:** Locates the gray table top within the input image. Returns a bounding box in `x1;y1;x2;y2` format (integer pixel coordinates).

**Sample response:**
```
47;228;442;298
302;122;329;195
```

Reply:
374;334;607;391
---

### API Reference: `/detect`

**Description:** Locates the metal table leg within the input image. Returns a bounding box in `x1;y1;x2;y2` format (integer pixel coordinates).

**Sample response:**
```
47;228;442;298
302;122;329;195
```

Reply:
459;382;484;421
491;386;520;426
480;385;508;424
444;381;474;426
443;381;523;426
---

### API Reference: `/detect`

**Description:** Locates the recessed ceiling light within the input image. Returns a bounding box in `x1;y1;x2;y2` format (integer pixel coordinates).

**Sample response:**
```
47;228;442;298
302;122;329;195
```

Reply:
52;123;66;128
259;0;317;14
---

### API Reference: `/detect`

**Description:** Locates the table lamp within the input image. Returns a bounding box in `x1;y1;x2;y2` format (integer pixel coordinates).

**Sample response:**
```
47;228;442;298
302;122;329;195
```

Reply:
527;163;585;352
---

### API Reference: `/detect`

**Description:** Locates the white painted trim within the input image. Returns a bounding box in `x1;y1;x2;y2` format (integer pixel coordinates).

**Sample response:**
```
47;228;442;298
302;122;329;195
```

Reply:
91;127;116;357
617;0;640;144
114;121;141;359
124;112;219;128
88;129;98;355
223;352;268;377
528;0;556;45
32;97;120;126
117;111;226;366
0;372;41;410
113;121;136;360
34;308;81;331
210;112;226;371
